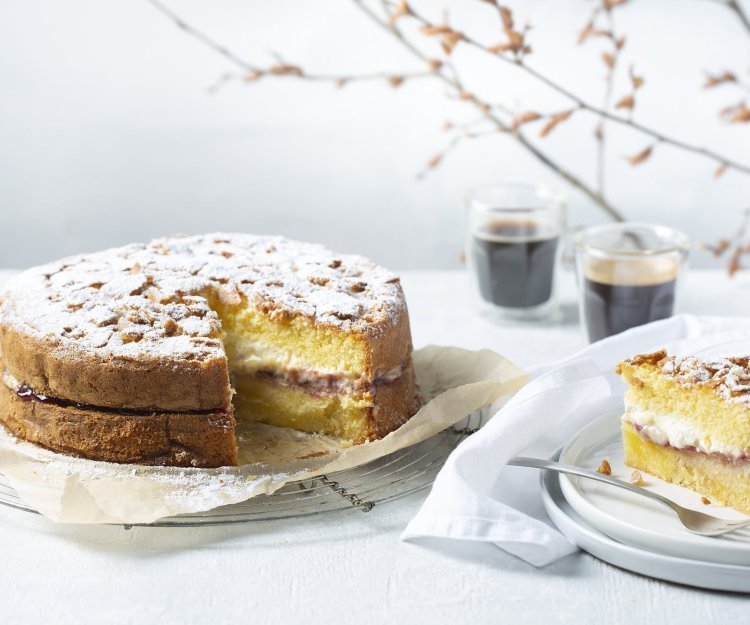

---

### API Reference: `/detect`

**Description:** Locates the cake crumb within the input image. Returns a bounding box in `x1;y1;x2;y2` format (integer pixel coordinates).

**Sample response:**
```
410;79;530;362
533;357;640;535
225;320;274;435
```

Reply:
630;470;644;486
701;496;712;505
597;459;612;475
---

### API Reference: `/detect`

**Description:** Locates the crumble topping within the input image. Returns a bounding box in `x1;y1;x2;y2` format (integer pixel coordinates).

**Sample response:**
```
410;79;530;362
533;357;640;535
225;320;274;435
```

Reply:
622;349;750;405
662;353;750;403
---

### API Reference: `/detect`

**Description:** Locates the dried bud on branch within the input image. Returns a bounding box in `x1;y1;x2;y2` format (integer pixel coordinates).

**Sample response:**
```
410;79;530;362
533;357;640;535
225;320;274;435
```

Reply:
488;37;531;55
485;5;531;56
721;102;750;123
705;70;737;88
539;110;574;137
427;153;443;169
420;24;451;36
629;66;645;90
387;75;405;88
487;42;511;53
625;144;654;166
715;163;728;178
512;111;542;128
602;52;615;69
500;6;514;29
702;238;731;256
268;64;303;76
442;30;464;55
578;23;612;45
388;0;412;27
420;23;464;55
615;94;635;110
427;58;443;72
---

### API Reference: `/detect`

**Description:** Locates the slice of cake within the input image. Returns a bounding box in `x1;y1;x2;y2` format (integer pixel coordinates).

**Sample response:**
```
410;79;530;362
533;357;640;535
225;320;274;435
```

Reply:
616;350;750;514
0;234;420;467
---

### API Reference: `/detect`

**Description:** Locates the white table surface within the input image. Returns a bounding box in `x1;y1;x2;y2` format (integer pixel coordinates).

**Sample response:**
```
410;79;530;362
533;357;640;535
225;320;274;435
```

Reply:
0;267;748;625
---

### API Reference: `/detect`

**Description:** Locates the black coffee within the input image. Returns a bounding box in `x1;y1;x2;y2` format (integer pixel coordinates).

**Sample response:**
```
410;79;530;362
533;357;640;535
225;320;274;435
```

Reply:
583;277;676;342
472;220;559;308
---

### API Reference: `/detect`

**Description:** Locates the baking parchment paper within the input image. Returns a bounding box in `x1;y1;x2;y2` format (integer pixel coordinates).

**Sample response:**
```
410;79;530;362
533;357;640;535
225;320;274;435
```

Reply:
0;346;528;524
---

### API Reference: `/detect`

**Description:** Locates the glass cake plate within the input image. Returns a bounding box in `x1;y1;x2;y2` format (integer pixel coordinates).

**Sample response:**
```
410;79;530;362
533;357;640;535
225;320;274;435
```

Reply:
0;408;488;527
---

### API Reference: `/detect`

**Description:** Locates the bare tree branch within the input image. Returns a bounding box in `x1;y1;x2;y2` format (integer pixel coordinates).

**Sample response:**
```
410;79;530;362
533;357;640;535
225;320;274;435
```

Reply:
394;0;750;176
146;0;627;221
147;0;433;87
356;0;627;221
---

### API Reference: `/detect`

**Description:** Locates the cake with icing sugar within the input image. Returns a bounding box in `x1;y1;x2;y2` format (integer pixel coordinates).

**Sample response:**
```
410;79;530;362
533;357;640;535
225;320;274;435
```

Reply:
0;234;420;467
617;350;750;514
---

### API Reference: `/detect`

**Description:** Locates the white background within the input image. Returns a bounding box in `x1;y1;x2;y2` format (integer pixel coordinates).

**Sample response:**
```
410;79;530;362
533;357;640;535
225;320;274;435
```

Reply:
0;0;748;269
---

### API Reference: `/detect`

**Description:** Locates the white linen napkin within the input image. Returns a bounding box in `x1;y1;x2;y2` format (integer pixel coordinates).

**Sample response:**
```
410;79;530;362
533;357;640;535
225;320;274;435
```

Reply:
401;314;750;567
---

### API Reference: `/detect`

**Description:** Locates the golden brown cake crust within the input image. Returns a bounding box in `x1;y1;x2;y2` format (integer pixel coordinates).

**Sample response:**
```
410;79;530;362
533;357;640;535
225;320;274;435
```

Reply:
0;371;237;467
367;356;421;440
0;326;232;411
615;349;669;373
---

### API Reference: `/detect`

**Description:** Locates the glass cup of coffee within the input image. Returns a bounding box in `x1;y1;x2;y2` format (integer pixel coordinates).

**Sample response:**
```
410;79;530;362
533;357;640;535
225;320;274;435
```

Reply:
575;223;690;343
465;184;566;322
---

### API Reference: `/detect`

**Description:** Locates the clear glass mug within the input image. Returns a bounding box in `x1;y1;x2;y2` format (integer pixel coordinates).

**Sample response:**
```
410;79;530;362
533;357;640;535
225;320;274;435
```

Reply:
575;223;690;343
465;184;566;323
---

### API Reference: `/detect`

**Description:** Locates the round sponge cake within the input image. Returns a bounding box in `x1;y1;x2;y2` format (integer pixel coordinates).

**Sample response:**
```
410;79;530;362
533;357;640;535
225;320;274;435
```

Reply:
0;234;419;467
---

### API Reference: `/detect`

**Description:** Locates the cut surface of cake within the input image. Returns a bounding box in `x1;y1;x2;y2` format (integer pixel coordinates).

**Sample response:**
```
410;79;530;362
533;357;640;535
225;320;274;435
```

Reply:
617;350;750;514
0;234;420;467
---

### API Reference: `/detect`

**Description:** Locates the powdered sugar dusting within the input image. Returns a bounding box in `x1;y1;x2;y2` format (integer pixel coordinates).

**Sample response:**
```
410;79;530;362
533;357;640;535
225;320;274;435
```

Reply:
660;353;750;404
0;234;405;362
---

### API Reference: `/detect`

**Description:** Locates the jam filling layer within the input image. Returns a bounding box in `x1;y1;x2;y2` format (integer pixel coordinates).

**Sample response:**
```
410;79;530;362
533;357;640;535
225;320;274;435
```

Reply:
623;404;750;459
630;422;750;464
3;361;409;416
250;362;408;396
11;384;229;417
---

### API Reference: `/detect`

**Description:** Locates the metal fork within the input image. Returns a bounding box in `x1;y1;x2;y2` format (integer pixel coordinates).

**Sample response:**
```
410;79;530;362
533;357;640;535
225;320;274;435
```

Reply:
509;456;750;537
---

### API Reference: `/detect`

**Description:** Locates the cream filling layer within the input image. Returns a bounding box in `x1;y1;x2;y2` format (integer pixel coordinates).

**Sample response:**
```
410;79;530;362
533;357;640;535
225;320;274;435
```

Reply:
2;369;20;393
227;339;354;378
233;362;407;396
623;404;747;459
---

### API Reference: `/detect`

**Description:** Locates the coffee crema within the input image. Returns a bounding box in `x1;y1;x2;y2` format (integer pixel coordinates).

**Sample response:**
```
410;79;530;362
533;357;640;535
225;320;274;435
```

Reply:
582;257;678;342
471;220;559;309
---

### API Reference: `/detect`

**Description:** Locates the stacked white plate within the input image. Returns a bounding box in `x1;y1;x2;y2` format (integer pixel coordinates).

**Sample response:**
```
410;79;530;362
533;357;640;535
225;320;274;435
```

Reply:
541;409;750;592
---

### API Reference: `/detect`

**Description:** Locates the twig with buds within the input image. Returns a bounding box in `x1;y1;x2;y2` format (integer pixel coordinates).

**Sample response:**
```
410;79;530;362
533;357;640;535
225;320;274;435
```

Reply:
397;0;750;176
146;0;750;269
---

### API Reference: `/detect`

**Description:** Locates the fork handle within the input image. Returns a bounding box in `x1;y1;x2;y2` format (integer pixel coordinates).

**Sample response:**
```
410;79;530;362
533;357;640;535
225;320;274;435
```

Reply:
508;456;679;513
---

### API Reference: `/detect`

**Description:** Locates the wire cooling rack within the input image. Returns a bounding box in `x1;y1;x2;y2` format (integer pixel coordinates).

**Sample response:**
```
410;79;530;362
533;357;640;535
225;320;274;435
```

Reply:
0;408;489;527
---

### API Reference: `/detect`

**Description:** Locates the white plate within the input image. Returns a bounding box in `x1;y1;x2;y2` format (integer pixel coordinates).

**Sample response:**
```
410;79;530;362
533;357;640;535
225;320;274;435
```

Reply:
540;452;750;593
559;410;750;566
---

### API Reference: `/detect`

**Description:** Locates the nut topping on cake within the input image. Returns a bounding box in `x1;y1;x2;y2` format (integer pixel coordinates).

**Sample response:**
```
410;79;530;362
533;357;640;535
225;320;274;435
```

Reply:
618;349;750;404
